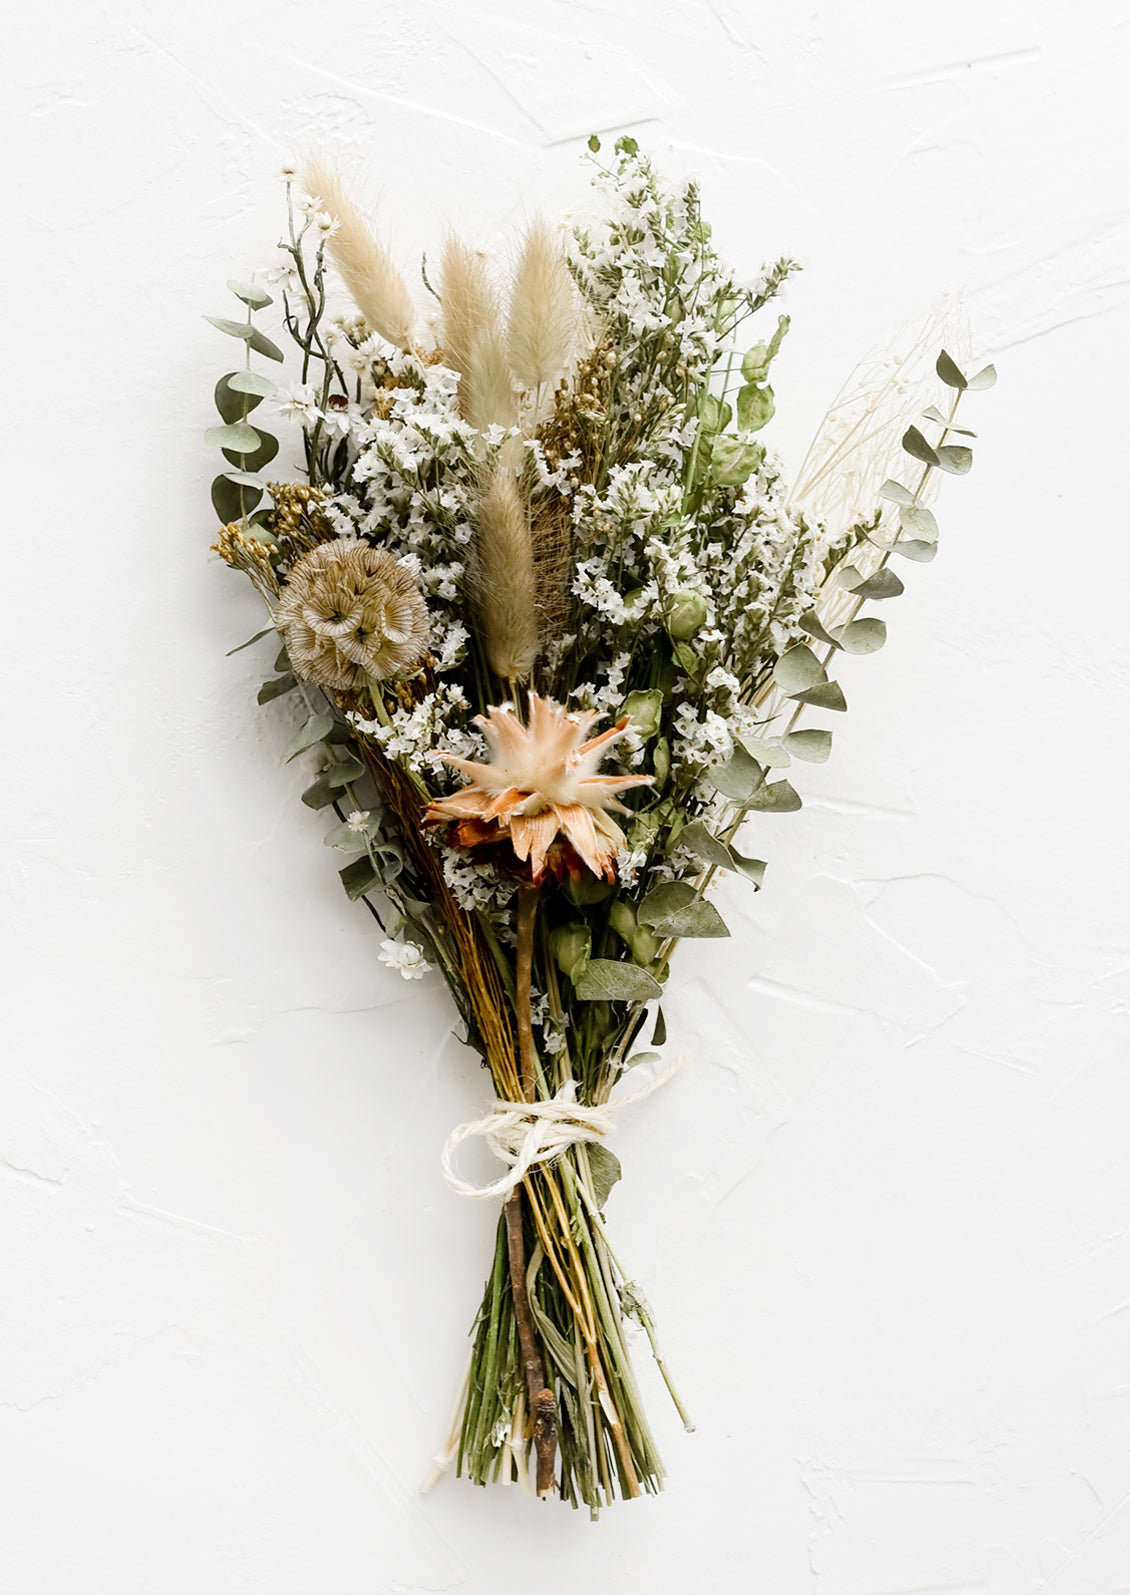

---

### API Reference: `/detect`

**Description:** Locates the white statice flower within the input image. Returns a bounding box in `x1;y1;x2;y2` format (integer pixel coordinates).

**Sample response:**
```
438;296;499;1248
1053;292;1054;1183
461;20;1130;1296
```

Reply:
378;940;432;979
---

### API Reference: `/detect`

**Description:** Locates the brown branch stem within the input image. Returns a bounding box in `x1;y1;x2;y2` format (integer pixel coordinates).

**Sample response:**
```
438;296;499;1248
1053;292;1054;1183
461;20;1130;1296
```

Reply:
506;884;557;1497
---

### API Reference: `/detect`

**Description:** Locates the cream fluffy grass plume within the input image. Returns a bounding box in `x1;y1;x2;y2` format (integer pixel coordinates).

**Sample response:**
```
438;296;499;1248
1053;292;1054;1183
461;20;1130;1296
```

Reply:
207;137;992;1513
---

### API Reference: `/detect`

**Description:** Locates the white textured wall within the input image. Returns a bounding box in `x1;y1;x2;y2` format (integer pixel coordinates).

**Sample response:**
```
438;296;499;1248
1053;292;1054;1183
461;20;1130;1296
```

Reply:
5;3;1129;1590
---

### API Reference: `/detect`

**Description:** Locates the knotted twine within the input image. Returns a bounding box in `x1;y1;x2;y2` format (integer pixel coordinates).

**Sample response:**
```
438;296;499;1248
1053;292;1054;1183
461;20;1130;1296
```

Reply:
441;1053;689;1202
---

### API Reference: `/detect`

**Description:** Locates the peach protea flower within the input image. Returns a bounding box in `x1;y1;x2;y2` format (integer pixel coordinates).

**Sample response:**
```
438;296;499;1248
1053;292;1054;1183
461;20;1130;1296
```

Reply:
424;694;652;885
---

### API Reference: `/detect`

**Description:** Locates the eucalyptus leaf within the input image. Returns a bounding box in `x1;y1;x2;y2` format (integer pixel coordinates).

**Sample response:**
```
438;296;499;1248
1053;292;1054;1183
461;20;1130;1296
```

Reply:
677;820;734;870
966;363;997;390
839;566;904;599
247;327;285;363
340;857;382;901
784;728;832;763
901;426;939;466
900;504;939;542
773;643;826;694
273;645;290;673
205;421;261;453
791;679;847;711
227;370;278;397
301;773;340;810
651;1006;667;1046
832;618;887;655
214;373;265;424
892;538;939;563
706;743;764;803
205;315;254;341
729;847;767;887
323;757;367;788
935;349;967;389
211;475;262;523
879;479;918;507
655;900;730;938
222;470;268;490
799;610;841;649
227;278;274;308
226;626;275;656
738;735;791;768
257;673;297;703
746;779;802;813
283;714;334;762
222;427;279;473
323;823;367;852
936;444;973;475
585;1144;622;1209
637;882;697;928
574;960;663;1002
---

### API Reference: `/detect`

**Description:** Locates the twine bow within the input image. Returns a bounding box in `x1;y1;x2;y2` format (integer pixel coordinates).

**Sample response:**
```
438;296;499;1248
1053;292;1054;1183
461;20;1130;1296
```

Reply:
441;1054;689;1202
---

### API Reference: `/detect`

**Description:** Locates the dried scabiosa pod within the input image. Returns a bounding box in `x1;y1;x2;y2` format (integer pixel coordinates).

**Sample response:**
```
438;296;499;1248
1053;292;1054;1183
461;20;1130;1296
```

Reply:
274;540;429;691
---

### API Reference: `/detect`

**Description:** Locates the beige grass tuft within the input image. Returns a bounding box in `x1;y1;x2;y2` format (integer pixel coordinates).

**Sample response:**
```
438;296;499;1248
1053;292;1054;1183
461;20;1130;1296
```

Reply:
304;160;416;350
438;236;517;435
506;218;578;394
471;467;539;682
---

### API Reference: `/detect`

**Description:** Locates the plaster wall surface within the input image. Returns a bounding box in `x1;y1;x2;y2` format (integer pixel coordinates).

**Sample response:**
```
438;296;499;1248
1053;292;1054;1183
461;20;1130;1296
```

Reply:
4;3;1129;1591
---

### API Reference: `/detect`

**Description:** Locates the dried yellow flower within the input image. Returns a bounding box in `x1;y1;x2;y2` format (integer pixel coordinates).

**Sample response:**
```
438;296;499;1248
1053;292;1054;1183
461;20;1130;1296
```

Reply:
274;540;429;691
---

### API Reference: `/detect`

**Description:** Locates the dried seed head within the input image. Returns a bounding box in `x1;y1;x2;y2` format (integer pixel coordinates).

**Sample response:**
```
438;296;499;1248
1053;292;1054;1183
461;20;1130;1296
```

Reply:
274;541;429;691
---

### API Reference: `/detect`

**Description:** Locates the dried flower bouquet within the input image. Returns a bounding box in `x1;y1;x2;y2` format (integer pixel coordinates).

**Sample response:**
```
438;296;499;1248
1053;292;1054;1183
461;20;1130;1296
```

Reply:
207;138;992;1514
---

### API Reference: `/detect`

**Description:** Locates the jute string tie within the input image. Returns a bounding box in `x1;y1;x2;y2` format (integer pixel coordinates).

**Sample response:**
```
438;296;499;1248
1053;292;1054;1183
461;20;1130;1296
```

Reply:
441;1054;689;1202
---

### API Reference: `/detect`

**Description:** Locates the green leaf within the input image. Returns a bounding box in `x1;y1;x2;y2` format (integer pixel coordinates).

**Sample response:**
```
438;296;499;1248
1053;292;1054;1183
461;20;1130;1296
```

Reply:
588;133;601;152
323;757;366;788
839;565;905;599
784;728;832;764
340;856;382;901
738;735;791;768
799;610;841;649
227;278;273;309
741;314;790;382
966;363;997;391
273;644;290;673
710;435;763;487
707;744;765;803
936;444;973;475
227;370;277;398
658;900;730;938
921;406;975;436
301;772;341;810
206;421;261;453
773;643;826;694
247;327;285;363
735;381;775;432
637;881;696;927
651;1006;667;1046
892;538;938;563
791;679;847;711
215;372;265;424
879;479;918;507
222;427;279;473
323;823;365;852
574;960;663;1002
211;474;262;523
226;626;275;656
746;779;802;813
205;315;255;341
832;617;887;655
935;349;967;389
257;673;297;703
902;426;939;467
550;923;592;984
222;470;268;491
729;847;767;887
616;135;639;155
698;394;731;434
621;688;664;738
678;820;734;870
585;1143;622;1209
900;505;939;542
282;714;333;762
